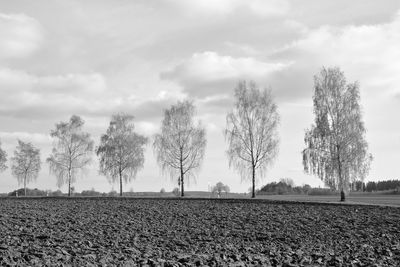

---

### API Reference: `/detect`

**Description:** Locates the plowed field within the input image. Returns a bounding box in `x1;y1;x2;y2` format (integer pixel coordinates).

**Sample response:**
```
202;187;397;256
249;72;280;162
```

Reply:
0;198;399;266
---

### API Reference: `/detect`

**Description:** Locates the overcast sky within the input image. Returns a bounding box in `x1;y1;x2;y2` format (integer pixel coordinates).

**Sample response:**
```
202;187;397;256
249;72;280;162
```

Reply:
0;0;399;194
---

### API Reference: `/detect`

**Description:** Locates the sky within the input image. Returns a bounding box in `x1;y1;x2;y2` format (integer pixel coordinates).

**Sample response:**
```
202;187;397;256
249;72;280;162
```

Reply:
0;0;399;194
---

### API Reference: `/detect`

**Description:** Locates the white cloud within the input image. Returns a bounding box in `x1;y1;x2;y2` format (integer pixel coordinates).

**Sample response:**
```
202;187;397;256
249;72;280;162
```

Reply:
0;131;51;145
0;68;109;118
0;67;184;121
37;73;107;94
0;68;107;94
279;11;400;98
161;51;292;98
169;0;289;17
0;13;44;58
135;121;158;136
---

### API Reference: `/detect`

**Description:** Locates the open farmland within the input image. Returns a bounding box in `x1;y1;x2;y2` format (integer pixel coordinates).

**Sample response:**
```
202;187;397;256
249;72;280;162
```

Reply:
256;194;400;207
0;198;399;266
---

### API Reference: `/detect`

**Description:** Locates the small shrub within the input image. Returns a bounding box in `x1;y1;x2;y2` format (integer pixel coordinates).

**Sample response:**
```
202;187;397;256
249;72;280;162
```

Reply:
172;187;180;197
81;189;102;197
51;190;64;197
108;190;118;197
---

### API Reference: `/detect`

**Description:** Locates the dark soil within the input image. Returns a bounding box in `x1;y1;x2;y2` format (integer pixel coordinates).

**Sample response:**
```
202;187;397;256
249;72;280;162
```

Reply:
0;198;399;266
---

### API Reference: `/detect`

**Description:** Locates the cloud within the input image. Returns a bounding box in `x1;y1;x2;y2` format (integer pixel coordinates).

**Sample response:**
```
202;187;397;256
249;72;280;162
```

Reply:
37;73;107;95
135;121;158;136
0;13;44;58
0;68;184;121
161;51;291;98
168;0;289;17
0;131;51;145
196;94;233;115
275;11;400;98
0;68;107;94
104;89;186;121
0;68;109;118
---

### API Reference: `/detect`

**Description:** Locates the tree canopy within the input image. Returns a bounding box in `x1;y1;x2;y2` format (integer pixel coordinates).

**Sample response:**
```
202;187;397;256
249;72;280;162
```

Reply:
302;67;372;200
11;140;41;196
96;114;148;196
0;140;7;173
153;101;206;197
225;81;280;198
47;115;94;196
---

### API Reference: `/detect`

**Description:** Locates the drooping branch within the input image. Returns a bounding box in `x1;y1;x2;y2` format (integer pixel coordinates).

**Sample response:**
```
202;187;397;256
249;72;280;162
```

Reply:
302;67;372;195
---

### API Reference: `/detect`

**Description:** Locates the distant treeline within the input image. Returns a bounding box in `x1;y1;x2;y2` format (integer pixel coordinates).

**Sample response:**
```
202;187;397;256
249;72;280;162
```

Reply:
257;179;337;196
3;188;118;197
348;180;400;192
258;179;400;195
364;180;400;192
2;179;399;197
1;188;174;197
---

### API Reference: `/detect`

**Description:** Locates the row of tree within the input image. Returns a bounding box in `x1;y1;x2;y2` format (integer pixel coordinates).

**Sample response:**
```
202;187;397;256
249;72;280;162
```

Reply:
0;67;373;201
258;179;400;195
347;180;400;192
365;180;400;192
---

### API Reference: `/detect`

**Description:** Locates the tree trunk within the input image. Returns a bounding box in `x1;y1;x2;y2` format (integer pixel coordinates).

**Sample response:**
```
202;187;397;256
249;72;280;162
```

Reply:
68;178;71;197
180;170;184;197
180;153;184;197
68;170;71;197
24;177;27;197
337;145;345;202
251;165;255;198
119;170;123;197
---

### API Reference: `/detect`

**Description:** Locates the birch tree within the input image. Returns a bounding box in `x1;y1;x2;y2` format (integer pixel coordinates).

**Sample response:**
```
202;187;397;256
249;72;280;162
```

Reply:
153;101;206;197
302;67;372;201
225;81;280;198
11;140;41;196
96;114;148;196
47;115;94;196
0;140;7;173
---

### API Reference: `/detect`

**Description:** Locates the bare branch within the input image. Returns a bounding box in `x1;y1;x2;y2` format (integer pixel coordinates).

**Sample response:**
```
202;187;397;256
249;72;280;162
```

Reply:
96;113;148;196
153;101;206;196
225;81;280;198
47;115;94;195
11;140;41;194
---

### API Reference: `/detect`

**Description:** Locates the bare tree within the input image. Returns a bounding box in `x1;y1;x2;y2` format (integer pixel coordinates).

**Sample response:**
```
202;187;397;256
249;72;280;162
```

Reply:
302;67;372;201
225;81;280;198
47;115;94;196
11;140;41;196
0;140;7;173
96;114;148;196
212;182;230;197
153;101;206;197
